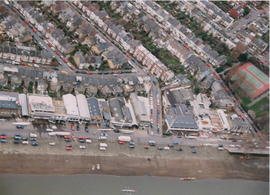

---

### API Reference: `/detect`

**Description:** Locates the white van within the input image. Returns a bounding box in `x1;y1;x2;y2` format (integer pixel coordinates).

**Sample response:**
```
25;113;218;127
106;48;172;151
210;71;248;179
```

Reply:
30;133;37;138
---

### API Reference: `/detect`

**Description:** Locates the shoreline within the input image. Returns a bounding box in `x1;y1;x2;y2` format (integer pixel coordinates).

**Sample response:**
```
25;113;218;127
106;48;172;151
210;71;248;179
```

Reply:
0;151;268;182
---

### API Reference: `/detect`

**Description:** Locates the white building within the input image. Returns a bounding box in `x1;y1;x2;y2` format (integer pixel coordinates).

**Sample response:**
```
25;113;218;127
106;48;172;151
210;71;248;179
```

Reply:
76;94;90;120
130;93;151;127
27;94;55;119
63;94;80;121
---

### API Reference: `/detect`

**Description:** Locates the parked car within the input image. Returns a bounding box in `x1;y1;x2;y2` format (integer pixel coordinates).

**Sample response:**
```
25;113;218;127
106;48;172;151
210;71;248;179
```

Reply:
22;141;29;145
128;144;135;149
22;137;28;141
176;147;183;151
191;148;197;153
85;139;92;143
79;139;86;143
163;146;170;150
29;137;37;141
144;146;149;149
49;142;56;146
118;141;126;144
13;140;20;144
65;145;73;151
79;145;86;149
31;142;39;146
46;128;54;132
13;134;22;140
30;133;37;138
0;134;7;139
98;136;107;141
16;125;24;129
148;140;156;146
157;147;164;150
0;139;8;143
168;143;174;148
100;132;108;137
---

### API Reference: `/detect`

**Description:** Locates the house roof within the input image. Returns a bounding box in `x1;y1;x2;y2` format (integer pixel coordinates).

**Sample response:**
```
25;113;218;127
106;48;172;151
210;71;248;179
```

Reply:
166;104;198;130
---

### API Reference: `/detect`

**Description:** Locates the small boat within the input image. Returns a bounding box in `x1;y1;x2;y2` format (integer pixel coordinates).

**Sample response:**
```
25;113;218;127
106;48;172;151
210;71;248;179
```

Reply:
180;177;196;181
121;188;136;193
91;165;95;171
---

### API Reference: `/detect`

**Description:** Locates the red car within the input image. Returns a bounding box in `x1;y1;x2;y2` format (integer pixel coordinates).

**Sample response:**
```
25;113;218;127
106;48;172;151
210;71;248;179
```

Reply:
65;145;73;151
0;135;7;139
118;141;126;144
144;146;149;150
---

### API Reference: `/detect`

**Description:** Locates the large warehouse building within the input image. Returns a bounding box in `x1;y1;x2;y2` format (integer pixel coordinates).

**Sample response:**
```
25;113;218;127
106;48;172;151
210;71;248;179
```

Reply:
229;62;269;100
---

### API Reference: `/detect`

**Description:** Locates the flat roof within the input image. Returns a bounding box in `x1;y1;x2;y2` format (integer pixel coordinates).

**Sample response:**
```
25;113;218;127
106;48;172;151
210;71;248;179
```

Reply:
62;94;79;116
28;95;55;113
76;94;90;118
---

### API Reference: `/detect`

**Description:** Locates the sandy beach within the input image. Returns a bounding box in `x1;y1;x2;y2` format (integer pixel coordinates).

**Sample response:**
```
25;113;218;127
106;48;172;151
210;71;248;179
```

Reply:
0;138;268;181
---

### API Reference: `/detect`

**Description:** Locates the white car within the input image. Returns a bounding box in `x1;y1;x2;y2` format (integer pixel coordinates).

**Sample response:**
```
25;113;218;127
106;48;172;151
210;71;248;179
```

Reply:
51;125;57;130
79;145;86;149
163;146;170;150
98;136;107;141
30;133;37;138
49;142;56;146
46;128;53;132
99;147;106;151
85;139;92;143
22;141;29;145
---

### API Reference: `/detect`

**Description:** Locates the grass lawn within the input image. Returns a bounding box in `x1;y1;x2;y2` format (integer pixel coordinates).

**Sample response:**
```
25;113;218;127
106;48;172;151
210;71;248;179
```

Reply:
249;97;269;117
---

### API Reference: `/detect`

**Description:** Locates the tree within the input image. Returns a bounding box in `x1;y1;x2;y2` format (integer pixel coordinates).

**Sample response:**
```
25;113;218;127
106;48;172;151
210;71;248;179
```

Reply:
238;53;248;62
243;7;250;16
194;87;201;95
215;67;224;73
28;81;33;93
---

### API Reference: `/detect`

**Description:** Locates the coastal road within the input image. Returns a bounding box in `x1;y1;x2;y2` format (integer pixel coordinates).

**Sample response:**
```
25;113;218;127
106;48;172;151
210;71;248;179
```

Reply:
1;119;264;150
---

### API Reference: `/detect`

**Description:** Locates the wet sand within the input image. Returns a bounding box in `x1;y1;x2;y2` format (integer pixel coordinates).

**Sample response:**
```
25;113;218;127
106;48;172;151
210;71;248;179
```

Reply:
0;142;268;181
